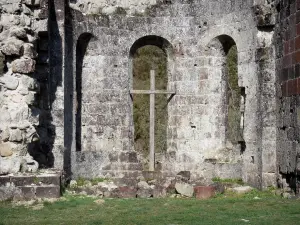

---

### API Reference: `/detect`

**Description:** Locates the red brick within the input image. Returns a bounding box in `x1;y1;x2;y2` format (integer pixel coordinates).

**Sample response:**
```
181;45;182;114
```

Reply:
288;79;298;96
288;80;293;96
283;54;292;67
297;11;300;24
297;24;300;35
282;82;288;97
290;38;295;52
297;78;300;95
285;41;289;55
194;186;215;200
293;79;297;95
285;28;290;41
294;51;300;63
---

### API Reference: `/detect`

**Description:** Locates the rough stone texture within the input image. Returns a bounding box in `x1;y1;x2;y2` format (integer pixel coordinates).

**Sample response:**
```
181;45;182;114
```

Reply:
276;0;300;194
0;0;299;195
0;143;13;157
194;186;215;199
69;0;157;15
231;186;253;194
12;58;36;74
0;172;61;201
0;75;19;90
175;182;194;197
0;0;46;178
64;0;269;189
1;38;24;56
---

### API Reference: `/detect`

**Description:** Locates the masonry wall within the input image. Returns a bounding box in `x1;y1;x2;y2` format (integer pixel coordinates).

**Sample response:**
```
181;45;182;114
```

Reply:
276;0;300;193
0;0;282;189
0;0;50;175
62;0;276;187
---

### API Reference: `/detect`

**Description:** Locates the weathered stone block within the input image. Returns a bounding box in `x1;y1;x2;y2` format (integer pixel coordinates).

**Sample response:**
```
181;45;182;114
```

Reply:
23;43;37;59
19;186;36;200
25;0;40;6
194;186;215;199
12;58;36;74
118;186;137;198
35;186;60;198
0;75;19;90
9;27;27;39
9;129;23;142
0;157;21;175
153;186;167;198
1;38;24;56
10;176;36;186
137;188;152;198
0;143;13;157
175;182;194;197
142;171;162;181
37;175;61;186
0;176;10;186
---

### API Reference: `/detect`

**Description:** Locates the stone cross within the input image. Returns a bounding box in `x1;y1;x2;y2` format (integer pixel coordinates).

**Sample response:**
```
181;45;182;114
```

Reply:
130;70;176;171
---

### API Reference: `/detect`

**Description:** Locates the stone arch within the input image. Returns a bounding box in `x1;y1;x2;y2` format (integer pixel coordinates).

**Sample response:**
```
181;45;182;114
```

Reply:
128;35;174;168
129;35;173;82
128;35;174;91
129;35;173;58
75;32;93;152
206;34;245;151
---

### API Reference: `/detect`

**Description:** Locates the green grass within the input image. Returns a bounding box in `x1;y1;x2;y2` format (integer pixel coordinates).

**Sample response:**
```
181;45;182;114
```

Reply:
75;177;110;187
0;194;300;225
212;177;244;185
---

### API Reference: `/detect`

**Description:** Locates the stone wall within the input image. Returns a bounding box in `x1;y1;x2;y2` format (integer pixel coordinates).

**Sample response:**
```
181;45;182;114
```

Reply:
0;0;50;175
64;0;276;187
276;0;300;193
1;0;293;191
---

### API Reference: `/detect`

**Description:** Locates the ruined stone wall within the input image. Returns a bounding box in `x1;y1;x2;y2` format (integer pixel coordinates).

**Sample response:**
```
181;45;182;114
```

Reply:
0;0;50;174
0;0;282;190
65;0;275;187
276;0;300;193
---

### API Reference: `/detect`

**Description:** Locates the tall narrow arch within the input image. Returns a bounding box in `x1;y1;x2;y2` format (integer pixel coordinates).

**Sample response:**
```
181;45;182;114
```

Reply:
76;32;93;152
207;34;244;150
129;35;173;81
129;35;173;169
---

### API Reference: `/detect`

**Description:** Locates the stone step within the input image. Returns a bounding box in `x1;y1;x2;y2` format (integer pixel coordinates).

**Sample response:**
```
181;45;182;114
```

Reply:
0;172;62;201
0;173;61;186
17;185;61;200
102;162;143;171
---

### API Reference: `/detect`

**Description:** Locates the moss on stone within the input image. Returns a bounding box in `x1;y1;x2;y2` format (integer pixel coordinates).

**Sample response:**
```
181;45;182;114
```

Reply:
226;45;243;144
114;7;127;16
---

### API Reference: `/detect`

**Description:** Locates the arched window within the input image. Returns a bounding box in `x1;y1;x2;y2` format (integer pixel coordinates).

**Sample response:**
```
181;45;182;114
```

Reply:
129;35;173;169
76;33;93;152
207;35;245;150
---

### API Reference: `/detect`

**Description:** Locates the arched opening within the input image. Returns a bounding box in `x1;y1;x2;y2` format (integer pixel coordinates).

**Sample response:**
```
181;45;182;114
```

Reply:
226;44;244;147
76;33;93;152
129;35;173;169
207;34;245;156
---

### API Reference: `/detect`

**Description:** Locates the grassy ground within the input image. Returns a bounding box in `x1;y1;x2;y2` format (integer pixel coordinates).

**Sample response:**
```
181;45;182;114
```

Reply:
0;191;300;225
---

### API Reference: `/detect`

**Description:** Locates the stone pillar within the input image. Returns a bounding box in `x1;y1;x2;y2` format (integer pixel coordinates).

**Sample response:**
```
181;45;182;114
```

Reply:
49;0;65;170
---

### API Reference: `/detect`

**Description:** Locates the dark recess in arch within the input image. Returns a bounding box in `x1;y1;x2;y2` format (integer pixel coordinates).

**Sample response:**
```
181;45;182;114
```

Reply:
215;34;236;55
129;35;173;57
76;32;93;152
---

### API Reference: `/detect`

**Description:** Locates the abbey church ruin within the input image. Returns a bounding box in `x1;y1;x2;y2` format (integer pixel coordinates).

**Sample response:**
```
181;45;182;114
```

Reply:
0;0;300;199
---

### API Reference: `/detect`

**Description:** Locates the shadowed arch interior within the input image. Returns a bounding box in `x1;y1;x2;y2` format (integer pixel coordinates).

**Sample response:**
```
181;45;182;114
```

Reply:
129;35;173;168
208;35;244;149
76;32;93;152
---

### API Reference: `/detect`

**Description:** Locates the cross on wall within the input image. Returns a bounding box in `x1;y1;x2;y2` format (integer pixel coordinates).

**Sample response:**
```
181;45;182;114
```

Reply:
130;70;176;171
